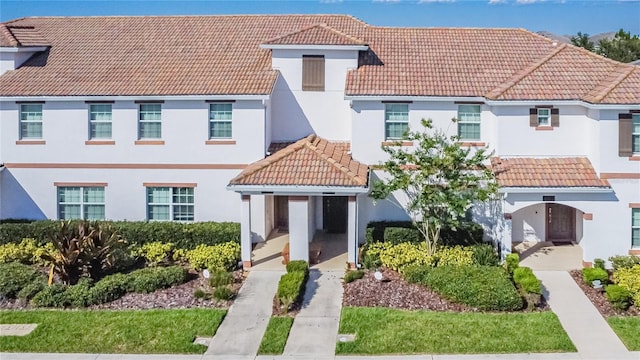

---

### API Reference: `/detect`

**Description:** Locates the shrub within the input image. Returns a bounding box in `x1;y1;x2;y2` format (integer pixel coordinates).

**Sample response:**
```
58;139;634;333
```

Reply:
0;238;55;265
89;273;129;304
582;267;608;286
423;265;523;311
344;270;364;283
594;258;606;270
286;260;309;273
184;242;240;271
209;269;233;288
434;246;473;267
276;271;307;311
134;241;174;266
0;262;46;299
471;243;500;266
65;278;94;307
513;267;542;295
606;285;632;311
365;221;484;247
17;281;46;302
383;227;422;245
31;284;70;308
213;286;234;300
126;266;188;293
193;288;207;299
504;253;520;274
614;265;640;306
402;264;431;284
375;242;434;272
608;255;640;270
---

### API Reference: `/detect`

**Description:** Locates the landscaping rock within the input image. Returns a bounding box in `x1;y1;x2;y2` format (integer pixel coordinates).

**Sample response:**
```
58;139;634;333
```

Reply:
569;269;639;317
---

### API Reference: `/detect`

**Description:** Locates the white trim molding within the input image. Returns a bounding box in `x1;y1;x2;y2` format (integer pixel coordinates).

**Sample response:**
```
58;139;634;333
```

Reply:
500;187;613;194
226;184;370;196
260;44;369;51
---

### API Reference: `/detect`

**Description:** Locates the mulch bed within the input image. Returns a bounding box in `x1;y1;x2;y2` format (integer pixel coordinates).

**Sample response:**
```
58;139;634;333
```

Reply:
0;269;245;311
569;270;639;317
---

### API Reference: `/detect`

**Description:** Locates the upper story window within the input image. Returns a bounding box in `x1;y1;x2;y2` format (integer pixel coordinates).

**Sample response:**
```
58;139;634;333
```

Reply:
20;104;43;139
632;208;640;248
89;104;112;139
58;186;105;220
529;107;559;128
147;187;194;222
384;103;409;140
138;103;162;139
633;114;640;154
209;103;232;139
458;105;481;141
302;55;325;91
537;108;550;126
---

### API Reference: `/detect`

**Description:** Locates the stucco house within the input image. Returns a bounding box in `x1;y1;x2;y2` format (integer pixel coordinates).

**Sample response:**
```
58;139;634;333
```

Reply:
0;15;638;269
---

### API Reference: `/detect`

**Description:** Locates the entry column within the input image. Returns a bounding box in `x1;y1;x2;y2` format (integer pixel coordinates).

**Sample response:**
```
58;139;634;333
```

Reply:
241;194;252;269
347;195;358;268
288;196;310;262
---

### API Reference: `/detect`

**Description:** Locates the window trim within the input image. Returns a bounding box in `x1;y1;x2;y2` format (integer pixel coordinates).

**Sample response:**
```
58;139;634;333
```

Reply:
19;104;43;140
537;108;551;126
384;103;409;140
632;208;640;248
89;103;113;140
138;103;162;140
57;185;106;220
633;114;640;155
146;186;195;222
457;104;482;141
209;103;233;139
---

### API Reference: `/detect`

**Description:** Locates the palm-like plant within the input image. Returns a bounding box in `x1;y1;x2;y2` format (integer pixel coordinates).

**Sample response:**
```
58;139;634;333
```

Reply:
82;222;125;280
41;221;85;285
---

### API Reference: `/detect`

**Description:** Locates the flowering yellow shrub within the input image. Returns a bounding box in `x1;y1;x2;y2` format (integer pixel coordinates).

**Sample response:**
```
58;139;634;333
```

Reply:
614;264;640;305
434;245;474;267
0;238;54;265
183;242;240;271
364;242;434;272
134;241;174;266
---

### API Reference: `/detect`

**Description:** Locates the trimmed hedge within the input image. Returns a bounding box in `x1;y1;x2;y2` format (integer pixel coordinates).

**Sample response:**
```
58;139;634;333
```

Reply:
365;221;484;247
275;261;309;313
0;262;47;299
125;266;188;293
606;285;632;311
423;265;523;311
582;268;608;286
344;270;364;283
0;220;240;249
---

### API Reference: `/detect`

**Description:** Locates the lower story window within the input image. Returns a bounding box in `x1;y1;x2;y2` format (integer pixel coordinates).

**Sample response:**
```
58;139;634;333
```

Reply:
58;186;105;220
633;208;640;248
147;187;194;221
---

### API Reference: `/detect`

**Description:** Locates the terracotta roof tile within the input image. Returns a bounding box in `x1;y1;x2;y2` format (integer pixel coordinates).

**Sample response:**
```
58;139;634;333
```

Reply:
263;23;367;46
229;135;369;187
491;157;610;188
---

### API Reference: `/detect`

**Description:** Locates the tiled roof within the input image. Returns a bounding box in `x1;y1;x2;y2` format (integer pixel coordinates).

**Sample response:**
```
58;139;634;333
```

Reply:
0;15;638;103
229;135;369;187
263;23;367;46
0;24;49;47
491;157;610;188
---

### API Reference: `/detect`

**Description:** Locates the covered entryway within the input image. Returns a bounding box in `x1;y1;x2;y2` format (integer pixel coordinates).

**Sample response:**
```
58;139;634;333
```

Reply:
226;135;369;270
546;203;575;244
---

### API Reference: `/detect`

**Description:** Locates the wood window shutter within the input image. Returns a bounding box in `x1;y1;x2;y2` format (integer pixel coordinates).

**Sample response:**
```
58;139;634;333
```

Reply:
529;108;538;127
302;56;325;91
619;113;633;157
551;108;560;127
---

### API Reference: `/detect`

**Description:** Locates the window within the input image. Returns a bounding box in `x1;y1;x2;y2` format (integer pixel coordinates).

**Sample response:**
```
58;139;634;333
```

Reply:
633;208;640;248
58;186;105;220
138;104;162;139
458;105;481;141
209;103;232;139
633;114;640;154
537;108;551;126
384;103;409;140
302;55;325;91
89;104;112;139
147;187;194;221
20;104;43;139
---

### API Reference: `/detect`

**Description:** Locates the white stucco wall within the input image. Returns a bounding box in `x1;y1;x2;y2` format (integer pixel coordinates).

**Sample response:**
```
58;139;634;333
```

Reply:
511;203;546;243
270;49;358;142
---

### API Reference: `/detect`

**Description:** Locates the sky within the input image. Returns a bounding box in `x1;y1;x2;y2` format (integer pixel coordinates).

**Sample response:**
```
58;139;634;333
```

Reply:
0;0;638;36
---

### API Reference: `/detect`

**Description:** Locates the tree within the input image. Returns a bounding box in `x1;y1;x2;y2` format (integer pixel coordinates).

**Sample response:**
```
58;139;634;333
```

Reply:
370;119;498;256
571;32;594;52
596;29;640;63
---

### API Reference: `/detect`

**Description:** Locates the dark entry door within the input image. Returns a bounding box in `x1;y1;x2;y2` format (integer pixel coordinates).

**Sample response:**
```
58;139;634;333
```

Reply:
323;197;348;233
274;196;289;231
546;203;575;242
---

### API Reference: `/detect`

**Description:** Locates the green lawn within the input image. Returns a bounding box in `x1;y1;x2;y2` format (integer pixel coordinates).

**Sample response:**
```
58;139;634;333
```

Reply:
608;316;640;351
0;309;226;354
258;316;294;355
336;307;576;354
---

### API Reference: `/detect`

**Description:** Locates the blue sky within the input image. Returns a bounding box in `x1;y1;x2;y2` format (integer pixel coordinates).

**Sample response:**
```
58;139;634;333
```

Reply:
1;0;638;36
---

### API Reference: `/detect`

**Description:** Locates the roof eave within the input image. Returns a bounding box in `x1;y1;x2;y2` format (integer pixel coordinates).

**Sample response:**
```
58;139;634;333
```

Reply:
499;186;613;194
0;46;48;53
260;44;368;51
226;184;370;195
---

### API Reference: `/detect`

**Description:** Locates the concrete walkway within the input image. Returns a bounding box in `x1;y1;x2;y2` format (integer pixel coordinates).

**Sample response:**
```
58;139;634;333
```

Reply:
283;270;344;357
535;271;633;359
205;270;283;359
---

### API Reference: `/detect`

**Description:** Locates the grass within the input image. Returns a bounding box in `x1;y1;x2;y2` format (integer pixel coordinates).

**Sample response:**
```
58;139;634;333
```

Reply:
0;309;226;354
336;307;576;354
608;316;640;351
258;316;294;355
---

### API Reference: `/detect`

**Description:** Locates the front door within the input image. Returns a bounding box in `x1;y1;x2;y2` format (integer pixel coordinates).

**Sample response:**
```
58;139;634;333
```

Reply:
274;196;289;232
323;196;348;233
546;203;575;243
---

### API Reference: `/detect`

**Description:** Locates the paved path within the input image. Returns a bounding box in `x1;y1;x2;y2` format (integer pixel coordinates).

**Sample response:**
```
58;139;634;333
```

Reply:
282;270;344;357
205;270;283;359
535;271;633;359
